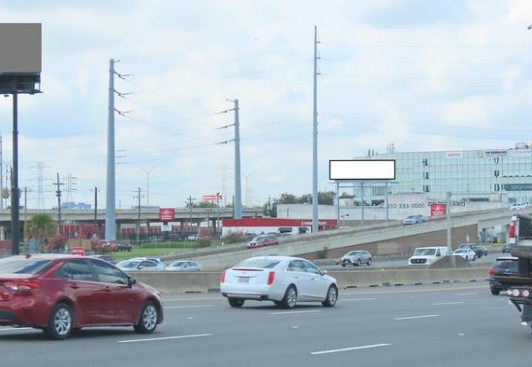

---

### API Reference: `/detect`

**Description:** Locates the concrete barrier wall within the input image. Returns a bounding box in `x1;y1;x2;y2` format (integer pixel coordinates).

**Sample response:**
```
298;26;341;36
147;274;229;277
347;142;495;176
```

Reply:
131;267;490;294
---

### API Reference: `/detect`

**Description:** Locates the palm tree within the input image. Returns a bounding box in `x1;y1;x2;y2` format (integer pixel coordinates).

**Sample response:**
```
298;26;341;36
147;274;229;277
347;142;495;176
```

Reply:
24;213;57;251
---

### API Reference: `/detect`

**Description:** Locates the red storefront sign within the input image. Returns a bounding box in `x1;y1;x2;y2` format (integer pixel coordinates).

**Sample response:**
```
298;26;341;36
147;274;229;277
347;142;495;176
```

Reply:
71;247;85;256
159;208;175;221
430;203;447;217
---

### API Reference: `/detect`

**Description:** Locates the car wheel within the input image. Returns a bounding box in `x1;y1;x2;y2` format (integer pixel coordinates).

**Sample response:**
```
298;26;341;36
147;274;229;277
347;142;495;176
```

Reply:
322;285;338;307
228;298;245;308
356;259;362;266
491;288;500;295
341;264;346;267
367;258;372;266
134;301;158;334
280;285;297;309
465;256;468;261
44;303;73;340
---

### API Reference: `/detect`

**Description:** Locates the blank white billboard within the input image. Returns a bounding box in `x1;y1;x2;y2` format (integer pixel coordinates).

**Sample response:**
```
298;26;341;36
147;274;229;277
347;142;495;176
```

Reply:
329;160;395;180
0;23;42;73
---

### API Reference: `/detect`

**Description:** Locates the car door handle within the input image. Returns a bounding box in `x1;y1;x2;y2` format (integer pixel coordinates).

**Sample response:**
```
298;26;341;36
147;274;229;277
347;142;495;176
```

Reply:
69;283;79;289
104;287;112;292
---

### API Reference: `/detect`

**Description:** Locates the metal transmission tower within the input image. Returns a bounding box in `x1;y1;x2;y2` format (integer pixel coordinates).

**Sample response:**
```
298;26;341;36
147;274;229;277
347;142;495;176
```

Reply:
65;173;77;203
31;162;48;209
216;99;242;219
312;26;320;234
106;59;131;240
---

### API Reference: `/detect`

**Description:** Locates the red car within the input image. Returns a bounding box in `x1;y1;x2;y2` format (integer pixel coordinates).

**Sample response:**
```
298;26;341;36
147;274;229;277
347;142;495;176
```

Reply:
246;234;279;249
0;254;164;340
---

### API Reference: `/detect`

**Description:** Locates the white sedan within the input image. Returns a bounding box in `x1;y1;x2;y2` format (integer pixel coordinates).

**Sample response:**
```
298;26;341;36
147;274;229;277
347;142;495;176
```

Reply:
115;258;165;271
220;255;338;309
453;247;477;261
166;260;202;271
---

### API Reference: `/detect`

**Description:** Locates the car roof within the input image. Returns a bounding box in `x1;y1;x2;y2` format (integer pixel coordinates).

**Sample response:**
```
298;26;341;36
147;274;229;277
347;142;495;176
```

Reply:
248;255;306;262
495;256;518;261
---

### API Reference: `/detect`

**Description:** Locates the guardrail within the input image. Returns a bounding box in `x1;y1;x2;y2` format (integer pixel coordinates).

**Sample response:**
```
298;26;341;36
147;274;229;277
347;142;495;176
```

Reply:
131;266;490;294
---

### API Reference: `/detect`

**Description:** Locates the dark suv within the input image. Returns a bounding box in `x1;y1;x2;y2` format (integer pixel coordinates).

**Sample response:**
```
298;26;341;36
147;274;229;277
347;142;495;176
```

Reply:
488;256;518;295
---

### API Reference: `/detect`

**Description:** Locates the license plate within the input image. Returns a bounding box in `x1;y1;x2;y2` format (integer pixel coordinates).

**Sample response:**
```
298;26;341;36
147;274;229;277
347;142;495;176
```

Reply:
238;277;249;284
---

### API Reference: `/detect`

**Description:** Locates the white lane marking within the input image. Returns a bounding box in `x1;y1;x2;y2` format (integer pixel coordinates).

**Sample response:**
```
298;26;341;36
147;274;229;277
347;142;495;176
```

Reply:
164;305;215;309
270;310;321;315
433;302;464;306
311;343;391;355
342;298;376;301
455;293;477;296
394;315;439;321
117;333;213;343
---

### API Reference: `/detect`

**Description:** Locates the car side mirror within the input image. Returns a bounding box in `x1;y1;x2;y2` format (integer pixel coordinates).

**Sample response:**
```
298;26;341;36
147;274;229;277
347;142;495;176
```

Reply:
127;276;137;288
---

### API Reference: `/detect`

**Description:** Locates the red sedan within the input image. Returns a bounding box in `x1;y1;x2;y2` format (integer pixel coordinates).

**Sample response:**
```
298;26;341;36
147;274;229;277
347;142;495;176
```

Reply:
0;254;164;340
246;234;279;249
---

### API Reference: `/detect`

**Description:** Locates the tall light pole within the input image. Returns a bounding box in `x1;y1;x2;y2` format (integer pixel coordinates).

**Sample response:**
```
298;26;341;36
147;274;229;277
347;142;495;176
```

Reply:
142;166;156;207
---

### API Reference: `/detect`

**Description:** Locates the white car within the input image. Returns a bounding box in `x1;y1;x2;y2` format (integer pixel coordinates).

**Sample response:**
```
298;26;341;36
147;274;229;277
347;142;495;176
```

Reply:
510;203;527;210
115;258;165;271
402;215;424;225
166;260;202;271
220;255;338;309
453;247;477;261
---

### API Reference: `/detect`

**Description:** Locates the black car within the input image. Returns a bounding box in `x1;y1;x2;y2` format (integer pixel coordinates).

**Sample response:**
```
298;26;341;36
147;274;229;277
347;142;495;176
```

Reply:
502;243;514;253
488;256;518;295
457;243;487;258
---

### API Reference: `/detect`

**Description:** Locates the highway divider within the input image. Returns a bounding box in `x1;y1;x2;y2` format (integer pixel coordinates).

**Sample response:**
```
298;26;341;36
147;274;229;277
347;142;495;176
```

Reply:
131;266;490;294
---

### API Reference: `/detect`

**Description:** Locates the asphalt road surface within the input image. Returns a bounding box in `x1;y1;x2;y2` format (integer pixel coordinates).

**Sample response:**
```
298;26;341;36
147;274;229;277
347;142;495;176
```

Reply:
1;281;529;367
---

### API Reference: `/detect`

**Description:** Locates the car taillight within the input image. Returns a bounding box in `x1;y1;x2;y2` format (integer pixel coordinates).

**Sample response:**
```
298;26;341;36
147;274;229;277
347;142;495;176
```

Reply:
267;271;275;285
3;282;39;291
509;221;516;239
220;270;226;283
488;268;498;275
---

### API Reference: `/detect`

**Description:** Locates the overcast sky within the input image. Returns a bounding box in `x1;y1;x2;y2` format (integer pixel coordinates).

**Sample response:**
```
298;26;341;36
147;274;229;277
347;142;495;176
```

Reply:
1;0;532;210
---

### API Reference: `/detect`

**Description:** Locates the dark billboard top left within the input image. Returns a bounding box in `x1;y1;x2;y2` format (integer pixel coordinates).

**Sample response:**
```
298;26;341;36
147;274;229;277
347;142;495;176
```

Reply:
0;23;42;73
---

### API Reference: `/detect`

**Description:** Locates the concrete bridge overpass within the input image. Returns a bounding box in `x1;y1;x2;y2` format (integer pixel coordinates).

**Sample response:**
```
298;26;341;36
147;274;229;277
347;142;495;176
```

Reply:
179;208;519;268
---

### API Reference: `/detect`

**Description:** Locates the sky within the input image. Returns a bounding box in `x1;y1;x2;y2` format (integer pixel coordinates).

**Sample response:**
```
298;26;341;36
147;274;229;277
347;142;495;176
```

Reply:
1;0;532;211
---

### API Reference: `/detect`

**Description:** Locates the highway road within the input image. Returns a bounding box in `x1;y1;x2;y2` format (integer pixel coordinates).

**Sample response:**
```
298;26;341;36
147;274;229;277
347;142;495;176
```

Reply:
0;282;527;367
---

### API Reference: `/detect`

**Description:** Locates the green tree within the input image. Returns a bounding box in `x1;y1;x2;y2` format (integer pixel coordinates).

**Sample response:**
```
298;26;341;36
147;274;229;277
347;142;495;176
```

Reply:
25;213;57;247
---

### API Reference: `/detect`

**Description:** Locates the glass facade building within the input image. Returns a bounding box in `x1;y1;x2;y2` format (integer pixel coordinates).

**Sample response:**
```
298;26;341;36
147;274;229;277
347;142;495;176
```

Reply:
359;144;532;205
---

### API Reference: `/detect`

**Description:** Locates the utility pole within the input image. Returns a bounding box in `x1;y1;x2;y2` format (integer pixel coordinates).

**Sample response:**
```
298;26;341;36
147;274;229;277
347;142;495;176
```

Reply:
216;99;242;219
133;187;143;244
93;186;99;227
312;25;320;234
54;172;64;235
186;195;196;235
106;58;131;241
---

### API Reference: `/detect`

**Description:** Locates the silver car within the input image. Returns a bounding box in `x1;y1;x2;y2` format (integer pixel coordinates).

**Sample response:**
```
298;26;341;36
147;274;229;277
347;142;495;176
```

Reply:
340;250;372;266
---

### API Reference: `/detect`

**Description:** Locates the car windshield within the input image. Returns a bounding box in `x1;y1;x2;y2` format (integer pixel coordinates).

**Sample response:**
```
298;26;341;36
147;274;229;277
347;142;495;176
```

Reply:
170;262;184;267
0;257;52;274
413;248;436;256
348;251;360;256
251;236;267;242
234;258;281;269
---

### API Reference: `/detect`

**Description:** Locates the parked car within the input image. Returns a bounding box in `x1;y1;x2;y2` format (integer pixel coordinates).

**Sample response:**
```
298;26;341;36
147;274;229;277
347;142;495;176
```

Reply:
0;254;164;340
115;242;132;252
473;244;488;258
116;258;165;272
510;203;527;210
166;260;202;272
458;243;487;258
502;243;515;253
488;256;518;295
453;247;477;261
246;234;279;249
402;215;424;225
339;250;372;266
220;255;338;309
